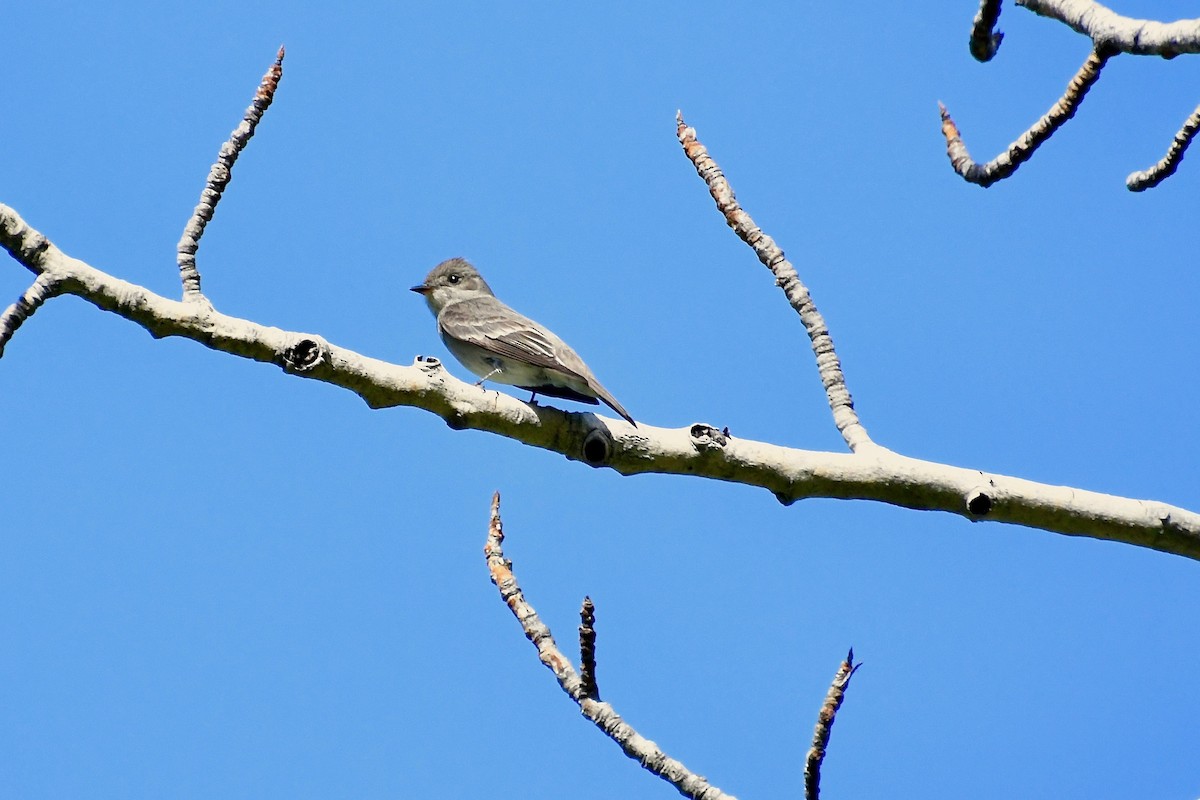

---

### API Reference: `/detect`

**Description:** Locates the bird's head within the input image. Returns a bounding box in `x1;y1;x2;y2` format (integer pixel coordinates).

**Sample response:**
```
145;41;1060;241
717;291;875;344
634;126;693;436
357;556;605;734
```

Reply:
411;257;495;314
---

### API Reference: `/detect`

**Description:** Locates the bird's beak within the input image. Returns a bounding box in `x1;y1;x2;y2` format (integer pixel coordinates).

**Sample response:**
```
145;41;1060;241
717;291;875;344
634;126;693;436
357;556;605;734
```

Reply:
410;284;431;295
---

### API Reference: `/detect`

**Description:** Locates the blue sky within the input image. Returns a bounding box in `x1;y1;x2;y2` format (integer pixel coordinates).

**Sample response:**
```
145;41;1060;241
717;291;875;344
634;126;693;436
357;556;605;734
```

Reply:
2;2;1198;798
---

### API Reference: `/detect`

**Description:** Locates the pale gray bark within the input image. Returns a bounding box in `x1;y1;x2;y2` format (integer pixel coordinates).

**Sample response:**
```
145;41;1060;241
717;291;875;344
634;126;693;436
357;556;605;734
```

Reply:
1018;0;1200;56
3;202;1197;562
486;493;738;800
948;1;1200;189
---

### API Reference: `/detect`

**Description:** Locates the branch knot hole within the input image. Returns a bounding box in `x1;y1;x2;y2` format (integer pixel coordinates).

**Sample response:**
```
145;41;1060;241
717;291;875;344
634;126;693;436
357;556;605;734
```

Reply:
582;428;613;466
414;354;443;373
966;488;993;517
690;423;729;450
281;336;328;373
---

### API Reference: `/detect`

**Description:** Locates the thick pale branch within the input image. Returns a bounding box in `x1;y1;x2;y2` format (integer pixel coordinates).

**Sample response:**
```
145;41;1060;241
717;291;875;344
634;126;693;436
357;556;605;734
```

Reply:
3;202;1199;560
970;0;1005;62
176;46;285;302
940;49;1110;188
1017;0;1200;57
485;493;736;800
1127;102;1200;191
804;649;859;800
675;113;874;454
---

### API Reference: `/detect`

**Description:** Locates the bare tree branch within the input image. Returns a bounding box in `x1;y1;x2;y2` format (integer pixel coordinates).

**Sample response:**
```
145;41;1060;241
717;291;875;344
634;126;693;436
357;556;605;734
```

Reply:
3;56;1197;558
675;112;876;455
177;46;285;303
1127;102;1200;191
1017;0;1200;57
970;0;1005;62
804;649;860;800
2;201;1198;559
939;49;1110;188
485;493;736;800
955;2;1200;189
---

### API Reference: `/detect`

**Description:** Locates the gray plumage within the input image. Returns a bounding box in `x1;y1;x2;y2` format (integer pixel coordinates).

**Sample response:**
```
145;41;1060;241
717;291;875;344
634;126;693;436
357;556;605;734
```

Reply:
411;258;635;426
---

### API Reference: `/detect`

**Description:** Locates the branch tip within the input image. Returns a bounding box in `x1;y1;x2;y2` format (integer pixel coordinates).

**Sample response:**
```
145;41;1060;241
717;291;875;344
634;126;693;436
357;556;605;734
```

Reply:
579;595;599;700
804;651;860;800
176;47;288;300
941;49;1109;187
969;0;1005;62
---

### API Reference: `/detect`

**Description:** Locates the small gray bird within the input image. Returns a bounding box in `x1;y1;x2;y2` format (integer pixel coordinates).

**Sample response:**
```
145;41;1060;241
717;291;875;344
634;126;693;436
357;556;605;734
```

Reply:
411;258;635;426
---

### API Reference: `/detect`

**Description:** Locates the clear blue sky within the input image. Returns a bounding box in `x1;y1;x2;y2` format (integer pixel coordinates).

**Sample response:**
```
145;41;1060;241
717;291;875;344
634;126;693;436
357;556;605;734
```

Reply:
2;2;1198;798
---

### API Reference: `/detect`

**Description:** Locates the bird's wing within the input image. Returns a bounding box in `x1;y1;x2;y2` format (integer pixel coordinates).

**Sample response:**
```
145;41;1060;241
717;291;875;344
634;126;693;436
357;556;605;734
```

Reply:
437;297;589;380
440;297;636;425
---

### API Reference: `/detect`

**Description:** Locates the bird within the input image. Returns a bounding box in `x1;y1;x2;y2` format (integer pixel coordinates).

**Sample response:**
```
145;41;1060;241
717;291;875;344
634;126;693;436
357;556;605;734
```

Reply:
411;258;635;426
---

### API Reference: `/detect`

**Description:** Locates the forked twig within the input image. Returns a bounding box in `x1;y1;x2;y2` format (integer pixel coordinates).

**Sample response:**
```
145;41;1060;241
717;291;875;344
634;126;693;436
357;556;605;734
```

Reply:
485;493;736;800
956;1;1200;188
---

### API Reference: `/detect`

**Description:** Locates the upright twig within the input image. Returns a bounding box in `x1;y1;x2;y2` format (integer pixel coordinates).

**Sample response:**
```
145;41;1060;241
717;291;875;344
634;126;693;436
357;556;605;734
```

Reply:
485;493;737;800
939;48;1111;188
970;0;1005;62
1127;102;1200;191
675;113;876;454
579;596;600;700
803;649;860;800
176;46;285;303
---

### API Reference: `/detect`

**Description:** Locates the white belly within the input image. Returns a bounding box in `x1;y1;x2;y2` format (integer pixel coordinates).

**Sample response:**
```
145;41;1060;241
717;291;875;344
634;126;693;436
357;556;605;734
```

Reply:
441;332;595;398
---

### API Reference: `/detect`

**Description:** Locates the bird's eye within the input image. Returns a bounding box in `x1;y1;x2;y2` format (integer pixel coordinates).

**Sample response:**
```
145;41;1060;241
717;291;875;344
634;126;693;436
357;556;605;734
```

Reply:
447;274;461;284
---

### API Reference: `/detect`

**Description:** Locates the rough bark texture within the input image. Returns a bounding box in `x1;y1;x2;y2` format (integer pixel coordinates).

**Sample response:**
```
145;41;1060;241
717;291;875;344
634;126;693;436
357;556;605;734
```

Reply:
486;493;737;800
3;202;1198;561
1017;0;1200;56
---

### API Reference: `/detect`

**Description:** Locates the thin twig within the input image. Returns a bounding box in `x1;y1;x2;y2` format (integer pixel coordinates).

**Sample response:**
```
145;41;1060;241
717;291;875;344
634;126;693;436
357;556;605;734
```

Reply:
970;0;1005;62
579;596;600;700
485;493;737;800
1127;102;1200;191
1017;0;1200;57
939;48;1111;187
803;648;860;800
675;112;875;454
0;273;61;358
176;46;285;302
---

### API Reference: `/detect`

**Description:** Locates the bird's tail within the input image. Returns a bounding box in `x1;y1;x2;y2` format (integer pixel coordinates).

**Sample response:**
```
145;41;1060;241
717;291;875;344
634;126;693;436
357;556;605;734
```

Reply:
589;380;636;427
